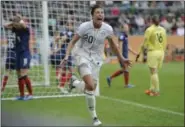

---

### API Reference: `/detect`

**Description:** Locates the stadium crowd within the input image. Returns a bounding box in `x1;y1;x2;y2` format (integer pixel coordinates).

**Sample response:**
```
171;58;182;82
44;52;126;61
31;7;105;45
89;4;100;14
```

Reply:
2;1;184;37
100;1;184;36
1;1;184;67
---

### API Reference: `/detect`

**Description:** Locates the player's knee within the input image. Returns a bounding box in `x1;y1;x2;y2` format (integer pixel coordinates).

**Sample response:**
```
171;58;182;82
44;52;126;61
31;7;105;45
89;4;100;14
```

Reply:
20;69;28;75
150;68;157;74
123;69;128;73
18;75;27;80
86;83;95;91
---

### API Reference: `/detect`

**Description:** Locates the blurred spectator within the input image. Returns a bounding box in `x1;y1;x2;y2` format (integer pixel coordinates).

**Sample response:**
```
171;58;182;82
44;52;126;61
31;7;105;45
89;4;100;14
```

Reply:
149;1;157;8
157;1;166;8
135;13;145;34
102;1;184;36
118;13;130;26
176;17;184;28
1;1;184;36
139;1;148;8
111;5;120;16
160;16;174;34
105;1;113;5
176;25;184;36
145;15;152;29
176;18;185;36
122;0;130;8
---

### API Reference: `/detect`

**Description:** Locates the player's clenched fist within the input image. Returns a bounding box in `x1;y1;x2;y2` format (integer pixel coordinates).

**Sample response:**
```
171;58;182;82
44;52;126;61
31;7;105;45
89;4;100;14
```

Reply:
60;56;68;68
135;54;140;62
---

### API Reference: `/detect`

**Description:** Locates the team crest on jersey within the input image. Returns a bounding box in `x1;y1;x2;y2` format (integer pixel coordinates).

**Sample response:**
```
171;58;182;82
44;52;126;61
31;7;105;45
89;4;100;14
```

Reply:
100;31;105;36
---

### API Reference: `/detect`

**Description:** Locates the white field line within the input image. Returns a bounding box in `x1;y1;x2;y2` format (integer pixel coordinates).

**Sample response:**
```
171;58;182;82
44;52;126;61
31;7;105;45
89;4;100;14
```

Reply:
99;95;184;117
1;94;184;117
1;94;85;101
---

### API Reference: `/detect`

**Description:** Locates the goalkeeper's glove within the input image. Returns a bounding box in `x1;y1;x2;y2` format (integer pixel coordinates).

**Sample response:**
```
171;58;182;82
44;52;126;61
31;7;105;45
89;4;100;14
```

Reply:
142;48;147;63
135;54;140;62
143;55;147;63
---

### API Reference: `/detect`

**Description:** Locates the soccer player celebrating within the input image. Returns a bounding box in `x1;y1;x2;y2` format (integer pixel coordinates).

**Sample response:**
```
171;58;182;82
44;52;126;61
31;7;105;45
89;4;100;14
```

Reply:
136;15;167;96
4;15;33;100
106;22;137;88
60;5;132;126
1;30;16;92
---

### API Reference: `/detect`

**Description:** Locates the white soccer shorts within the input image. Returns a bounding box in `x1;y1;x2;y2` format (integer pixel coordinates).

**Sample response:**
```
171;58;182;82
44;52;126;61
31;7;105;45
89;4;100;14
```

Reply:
74;55;102;81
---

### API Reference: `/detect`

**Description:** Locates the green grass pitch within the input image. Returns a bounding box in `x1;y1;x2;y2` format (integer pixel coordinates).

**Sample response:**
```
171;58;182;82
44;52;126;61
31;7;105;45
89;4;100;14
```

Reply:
1;62;184;126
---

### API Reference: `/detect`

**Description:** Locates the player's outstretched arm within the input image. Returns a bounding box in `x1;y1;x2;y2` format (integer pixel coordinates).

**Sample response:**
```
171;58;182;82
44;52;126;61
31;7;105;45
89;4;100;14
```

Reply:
4;23;14;29
135;44;143;62
136;28;150;62
128;47;137;56
107;35;132;67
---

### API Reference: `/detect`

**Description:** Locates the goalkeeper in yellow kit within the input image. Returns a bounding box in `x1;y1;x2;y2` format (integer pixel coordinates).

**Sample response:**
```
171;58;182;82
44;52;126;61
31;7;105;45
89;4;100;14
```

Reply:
136;15;167;96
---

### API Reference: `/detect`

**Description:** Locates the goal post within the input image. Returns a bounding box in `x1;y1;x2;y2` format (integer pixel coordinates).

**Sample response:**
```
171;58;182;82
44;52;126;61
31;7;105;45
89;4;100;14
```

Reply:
42;1;50;87
1;0;100;100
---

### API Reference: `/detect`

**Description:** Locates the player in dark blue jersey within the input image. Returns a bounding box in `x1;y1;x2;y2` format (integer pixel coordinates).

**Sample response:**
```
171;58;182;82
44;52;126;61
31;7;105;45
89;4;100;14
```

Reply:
4;15;33;100
107;23;137;88
50;22;74;94
1;30;16;92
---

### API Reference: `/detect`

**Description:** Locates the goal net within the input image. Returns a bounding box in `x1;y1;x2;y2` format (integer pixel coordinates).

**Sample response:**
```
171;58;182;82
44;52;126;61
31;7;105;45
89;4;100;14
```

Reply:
1;1;94;100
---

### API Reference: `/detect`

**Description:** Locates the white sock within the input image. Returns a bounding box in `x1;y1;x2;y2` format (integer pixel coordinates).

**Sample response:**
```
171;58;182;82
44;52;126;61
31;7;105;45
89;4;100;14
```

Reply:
85;90;97;119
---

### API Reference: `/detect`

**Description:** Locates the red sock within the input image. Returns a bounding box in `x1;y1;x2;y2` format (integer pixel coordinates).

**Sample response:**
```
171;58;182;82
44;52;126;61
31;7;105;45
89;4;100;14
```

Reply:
24;76;33;95
110;70;123;79
124;71;129;86
18;77;25;97
1;75;8;92
56;68;60;77
66;73;72;83
60;73;66;87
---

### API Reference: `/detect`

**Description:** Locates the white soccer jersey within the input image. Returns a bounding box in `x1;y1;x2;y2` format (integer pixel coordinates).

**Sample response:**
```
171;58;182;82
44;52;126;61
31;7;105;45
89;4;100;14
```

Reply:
74;20;113;62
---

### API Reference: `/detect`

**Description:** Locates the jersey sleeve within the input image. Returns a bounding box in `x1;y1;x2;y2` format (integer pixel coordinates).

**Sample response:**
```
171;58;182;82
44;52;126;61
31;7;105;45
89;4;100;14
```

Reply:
143;28;151;47
144;28;150;42
106;25;114;37
139;28;151;53
119;35;124;41
76;23;86;37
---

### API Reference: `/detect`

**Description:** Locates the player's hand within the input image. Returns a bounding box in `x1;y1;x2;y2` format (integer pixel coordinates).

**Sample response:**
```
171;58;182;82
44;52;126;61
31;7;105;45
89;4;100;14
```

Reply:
61;35;67;42
125;59;132;68
120;57;132;68
135;54;140;62
143;56;147;63
59;56;68;68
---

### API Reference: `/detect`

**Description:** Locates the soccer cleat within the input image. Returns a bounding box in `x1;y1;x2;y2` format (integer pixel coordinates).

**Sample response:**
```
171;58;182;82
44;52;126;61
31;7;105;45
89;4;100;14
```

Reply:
149;91;160;96
145;89;151;95
25;95;33;100
93;117;102;126
145;90;160;96
58;86;68;94
15;96;26;100
106;77;111;87
68;75;77;92
68;85;76;93
124;84;135;88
